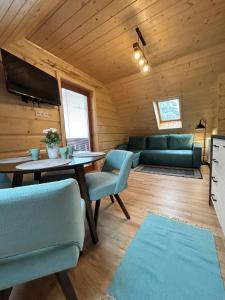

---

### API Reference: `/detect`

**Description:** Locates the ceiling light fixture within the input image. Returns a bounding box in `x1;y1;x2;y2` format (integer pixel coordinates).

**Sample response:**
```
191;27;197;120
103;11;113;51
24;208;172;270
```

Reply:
132;27;150;74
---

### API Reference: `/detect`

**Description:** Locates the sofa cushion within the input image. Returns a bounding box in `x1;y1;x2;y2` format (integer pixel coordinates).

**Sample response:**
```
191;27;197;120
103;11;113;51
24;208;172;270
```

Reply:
127;150;141;168
168;134;193;150
140;150;193;168
128;136;146;150
146;135;168;150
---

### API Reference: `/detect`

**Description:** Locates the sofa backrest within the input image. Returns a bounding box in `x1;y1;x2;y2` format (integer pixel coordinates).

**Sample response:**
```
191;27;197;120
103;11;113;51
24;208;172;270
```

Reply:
168;134;193;150
128;136;146;150
128;134;194;150
146;135;168;150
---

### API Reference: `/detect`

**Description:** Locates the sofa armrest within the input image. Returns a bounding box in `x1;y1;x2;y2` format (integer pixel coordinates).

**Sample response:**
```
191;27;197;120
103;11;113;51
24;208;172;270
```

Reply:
115;143;128;150
193;143;202;168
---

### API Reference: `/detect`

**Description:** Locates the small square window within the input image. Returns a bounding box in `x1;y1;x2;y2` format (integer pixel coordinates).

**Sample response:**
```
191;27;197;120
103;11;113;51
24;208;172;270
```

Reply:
158;98;181;122
153;98;182;130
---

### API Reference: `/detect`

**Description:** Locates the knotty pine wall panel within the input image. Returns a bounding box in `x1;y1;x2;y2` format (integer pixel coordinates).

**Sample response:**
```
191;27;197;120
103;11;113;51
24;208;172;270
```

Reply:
0;39;127;158
0;62;61;158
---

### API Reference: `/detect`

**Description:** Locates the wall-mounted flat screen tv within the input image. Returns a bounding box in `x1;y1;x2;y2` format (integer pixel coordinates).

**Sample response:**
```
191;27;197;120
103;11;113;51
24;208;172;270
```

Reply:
1;49;61;106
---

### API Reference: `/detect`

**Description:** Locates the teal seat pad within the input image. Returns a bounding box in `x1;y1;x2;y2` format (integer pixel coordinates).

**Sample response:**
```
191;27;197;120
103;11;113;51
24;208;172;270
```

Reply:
85;171;118;201
0;244;79;290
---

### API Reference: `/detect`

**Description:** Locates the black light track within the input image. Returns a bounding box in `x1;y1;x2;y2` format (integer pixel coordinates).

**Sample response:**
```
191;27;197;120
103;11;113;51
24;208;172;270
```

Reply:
135;27;146;46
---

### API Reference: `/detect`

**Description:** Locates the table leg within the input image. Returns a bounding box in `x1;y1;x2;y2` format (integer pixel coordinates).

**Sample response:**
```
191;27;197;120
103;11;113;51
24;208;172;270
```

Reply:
34;172;42;182
12;173;24;187
74;165;98;244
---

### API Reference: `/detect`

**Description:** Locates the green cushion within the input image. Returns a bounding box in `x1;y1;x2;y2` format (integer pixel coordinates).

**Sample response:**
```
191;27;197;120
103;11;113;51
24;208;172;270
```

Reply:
146;135;168;150
125;150;140;168
128;136;146;150
132;157;140;168
140;150;193;168
168;134;193;150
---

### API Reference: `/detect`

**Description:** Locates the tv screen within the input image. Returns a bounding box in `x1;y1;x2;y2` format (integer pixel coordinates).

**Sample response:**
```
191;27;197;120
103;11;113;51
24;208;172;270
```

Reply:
1;49;61;106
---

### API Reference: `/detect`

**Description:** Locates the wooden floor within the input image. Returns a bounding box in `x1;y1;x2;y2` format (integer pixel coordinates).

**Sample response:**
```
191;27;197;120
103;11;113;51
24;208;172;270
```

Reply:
11;166;225;300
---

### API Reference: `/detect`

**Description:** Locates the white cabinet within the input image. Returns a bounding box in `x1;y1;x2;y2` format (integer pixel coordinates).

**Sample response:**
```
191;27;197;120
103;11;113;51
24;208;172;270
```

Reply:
210;136;225;236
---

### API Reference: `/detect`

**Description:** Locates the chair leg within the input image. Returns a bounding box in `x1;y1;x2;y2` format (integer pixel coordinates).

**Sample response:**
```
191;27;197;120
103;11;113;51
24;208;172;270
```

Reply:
56;271;78;300
114;194;130;220
94;200;101;225
109;195;115;203
0;288;12;300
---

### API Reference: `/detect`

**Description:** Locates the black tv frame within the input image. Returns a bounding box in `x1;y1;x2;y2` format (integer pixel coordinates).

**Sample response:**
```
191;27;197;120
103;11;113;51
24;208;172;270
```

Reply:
1;49;61;106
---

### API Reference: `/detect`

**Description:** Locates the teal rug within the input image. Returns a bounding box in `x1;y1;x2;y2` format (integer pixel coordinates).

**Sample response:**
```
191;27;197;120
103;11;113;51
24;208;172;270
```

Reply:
107;214;225;300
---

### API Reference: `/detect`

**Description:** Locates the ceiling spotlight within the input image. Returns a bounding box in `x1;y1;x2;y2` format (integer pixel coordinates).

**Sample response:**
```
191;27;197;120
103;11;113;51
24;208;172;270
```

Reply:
133;42;142;60
142;64;150;73
138;57;146;66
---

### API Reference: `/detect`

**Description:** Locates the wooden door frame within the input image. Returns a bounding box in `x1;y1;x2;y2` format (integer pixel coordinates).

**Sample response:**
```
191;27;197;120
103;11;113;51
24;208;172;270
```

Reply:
55;72;98;153
61;81;94;151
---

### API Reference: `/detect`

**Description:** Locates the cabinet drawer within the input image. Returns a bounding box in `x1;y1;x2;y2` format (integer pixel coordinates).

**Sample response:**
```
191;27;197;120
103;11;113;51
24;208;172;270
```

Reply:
212;139;225;166
211;157;225;180
211;138;225;236
210;190;224;228
211;169;225;199
220;198;225;236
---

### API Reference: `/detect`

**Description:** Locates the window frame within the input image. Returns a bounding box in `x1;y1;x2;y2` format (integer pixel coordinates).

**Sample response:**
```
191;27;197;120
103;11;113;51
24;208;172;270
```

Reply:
156;98;182;123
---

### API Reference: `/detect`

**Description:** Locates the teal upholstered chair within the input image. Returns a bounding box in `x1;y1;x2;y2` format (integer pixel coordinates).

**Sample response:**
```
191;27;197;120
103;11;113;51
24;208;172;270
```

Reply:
85;150;133;225
0;173;11;189
0;179;85;300
0;173;39;188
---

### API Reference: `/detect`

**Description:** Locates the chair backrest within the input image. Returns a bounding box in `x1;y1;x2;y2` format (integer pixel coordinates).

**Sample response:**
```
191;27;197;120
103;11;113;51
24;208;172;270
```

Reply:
102;150;134;194
0;179;84;260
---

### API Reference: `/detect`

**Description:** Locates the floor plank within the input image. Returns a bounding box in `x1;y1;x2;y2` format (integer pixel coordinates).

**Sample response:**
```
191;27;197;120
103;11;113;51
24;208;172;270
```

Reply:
10;166;225;299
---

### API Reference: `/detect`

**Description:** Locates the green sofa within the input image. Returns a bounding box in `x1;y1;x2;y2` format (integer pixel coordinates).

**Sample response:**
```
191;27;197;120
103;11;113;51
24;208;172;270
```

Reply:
115;134;202;169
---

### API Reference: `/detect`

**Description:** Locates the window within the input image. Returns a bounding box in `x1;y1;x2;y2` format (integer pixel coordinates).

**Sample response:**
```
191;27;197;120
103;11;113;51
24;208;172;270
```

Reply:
153;98;182;130
158;99;181;121
62;87;91;151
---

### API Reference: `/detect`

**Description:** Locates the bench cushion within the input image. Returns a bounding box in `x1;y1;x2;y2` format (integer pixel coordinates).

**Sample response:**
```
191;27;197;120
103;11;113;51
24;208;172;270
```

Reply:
128;136;146;150
146;135;168;150
140;150;193;168
168;134;193;150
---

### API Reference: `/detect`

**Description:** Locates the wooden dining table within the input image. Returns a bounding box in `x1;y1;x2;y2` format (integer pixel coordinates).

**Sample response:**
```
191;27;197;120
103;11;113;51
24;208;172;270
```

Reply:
0;154;106;244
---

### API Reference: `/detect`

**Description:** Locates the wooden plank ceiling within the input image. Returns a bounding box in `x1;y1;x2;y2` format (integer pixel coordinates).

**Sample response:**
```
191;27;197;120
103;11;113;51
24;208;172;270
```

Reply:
1;0;225;84
0;0;62;48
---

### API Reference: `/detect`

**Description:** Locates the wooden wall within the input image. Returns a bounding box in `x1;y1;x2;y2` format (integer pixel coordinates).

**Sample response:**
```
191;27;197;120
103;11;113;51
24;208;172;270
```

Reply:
107;42;225;147
0;39;127;158
0;62;60;158
217;73;225;135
